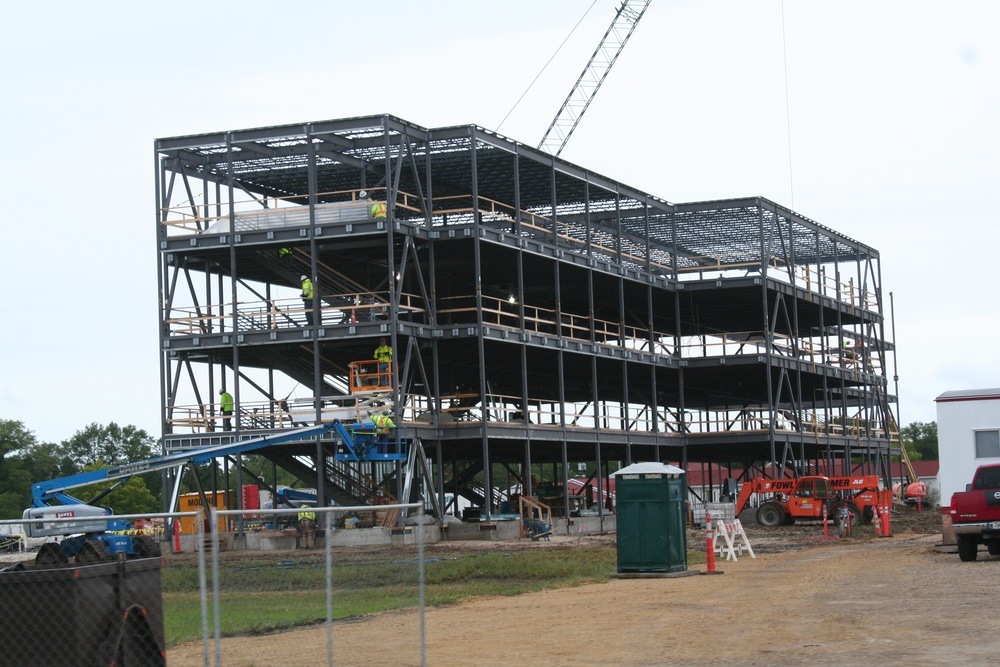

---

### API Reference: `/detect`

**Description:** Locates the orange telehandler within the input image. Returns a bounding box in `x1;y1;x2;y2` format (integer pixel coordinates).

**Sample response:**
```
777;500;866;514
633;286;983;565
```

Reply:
733;475;893;527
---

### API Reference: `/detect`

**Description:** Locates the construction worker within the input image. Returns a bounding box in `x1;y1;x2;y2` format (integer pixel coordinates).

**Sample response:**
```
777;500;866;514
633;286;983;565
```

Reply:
374;337;392;386
373;411;395;437
278;246;292;264
297;508;317;548
370;200;387;219
219;389;234;431
300;275;314;326
842;340;855;366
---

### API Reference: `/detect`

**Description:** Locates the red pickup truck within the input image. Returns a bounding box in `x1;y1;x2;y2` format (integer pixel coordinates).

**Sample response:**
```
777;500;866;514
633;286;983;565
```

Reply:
944;463;1000;561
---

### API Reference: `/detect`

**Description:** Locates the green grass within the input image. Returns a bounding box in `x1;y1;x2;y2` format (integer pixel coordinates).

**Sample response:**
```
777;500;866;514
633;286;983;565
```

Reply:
163;546;701;647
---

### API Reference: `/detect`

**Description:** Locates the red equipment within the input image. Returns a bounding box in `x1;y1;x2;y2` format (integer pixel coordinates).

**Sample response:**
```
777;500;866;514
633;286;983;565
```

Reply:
734;475;893;527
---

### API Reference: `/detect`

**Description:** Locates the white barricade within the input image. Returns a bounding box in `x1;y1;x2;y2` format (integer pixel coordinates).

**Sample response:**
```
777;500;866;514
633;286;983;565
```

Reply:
713;518;756;561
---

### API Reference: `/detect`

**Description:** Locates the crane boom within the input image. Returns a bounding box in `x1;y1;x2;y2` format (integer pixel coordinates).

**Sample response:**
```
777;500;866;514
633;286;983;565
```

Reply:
538;0;652;157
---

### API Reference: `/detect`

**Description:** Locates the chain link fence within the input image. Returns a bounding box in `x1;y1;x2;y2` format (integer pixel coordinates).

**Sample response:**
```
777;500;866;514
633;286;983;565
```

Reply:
0;503;428;666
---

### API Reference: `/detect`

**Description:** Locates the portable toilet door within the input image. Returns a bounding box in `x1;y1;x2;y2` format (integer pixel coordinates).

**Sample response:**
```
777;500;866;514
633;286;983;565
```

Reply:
611;462;687;572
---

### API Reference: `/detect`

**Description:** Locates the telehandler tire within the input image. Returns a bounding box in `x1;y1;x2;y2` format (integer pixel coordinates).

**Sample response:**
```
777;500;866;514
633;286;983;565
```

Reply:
756;502;786;527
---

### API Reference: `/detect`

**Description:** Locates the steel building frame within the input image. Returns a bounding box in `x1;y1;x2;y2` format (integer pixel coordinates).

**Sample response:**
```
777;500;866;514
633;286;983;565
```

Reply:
155;114;898;519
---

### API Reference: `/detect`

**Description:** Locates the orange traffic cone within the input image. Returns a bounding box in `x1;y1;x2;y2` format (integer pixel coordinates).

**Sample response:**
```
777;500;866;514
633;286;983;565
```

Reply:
702;512;723;575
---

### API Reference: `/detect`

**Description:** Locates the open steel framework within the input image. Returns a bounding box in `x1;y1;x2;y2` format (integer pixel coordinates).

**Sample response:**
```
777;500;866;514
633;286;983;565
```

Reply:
155;114;899;519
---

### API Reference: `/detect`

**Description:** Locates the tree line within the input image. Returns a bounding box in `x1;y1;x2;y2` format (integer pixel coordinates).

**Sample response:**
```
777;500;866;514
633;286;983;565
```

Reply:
0;419;162;519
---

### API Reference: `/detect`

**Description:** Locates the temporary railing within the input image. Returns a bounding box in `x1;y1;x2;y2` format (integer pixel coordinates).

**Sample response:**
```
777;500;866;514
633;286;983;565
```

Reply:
159;187;418;235
165;388;886;443
681;407;888;440
402;391;668;433
439;293;675;353
163;291;424;336
166;395;366;433
675;330;883;372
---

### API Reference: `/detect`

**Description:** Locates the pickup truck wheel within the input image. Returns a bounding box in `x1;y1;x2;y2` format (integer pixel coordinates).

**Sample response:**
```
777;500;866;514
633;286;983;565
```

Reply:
987;541;1000;557
757;502;785;527
957;536;979;562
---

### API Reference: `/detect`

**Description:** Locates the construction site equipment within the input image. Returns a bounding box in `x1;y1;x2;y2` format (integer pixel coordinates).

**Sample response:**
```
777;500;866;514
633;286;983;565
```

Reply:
733;475;894;527
517;494;554;541
176;491;230;535
886;410;928;503
22;418;431;564
333;418;407;462
22;422;335;565
538;0;652;156
524;518;553;541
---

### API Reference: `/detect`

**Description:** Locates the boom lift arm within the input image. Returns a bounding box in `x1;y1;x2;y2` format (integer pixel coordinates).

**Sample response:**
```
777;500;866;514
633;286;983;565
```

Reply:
23;422;336;563
30;422;336;509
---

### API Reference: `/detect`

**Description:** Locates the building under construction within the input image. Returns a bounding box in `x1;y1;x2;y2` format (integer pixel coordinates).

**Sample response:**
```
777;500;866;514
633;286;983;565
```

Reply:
155;114;899;520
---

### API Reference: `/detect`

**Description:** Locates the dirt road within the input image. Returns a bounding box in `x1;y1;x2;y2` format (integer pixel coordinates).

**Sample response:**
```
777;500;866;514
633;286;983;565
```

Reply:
169;518;1000;667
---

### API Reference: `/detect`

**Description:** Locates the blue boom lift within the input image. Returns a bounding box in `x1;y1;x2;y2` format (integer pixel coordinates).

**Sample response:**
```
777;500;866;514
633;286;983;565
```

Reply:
23;422;345;565
23;417;419;565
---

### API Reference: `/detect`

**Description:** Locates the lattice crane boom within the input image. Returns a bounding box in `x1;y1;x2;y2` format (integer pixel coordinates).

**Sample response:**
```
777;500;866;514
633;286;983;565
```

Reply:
538;0;652;157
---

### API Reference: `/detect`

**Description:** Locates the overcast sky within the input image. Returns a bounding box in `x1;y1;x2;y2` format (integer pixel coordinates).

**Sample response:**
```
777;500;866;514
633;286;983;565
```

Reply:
1;1;996;444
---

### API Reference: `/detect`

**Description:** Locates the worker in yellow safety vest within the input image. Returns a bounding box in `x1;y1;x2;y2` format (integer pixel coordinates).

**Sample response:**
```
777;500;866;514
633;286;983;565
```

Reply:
842;339;856;366
374;337;392;385
373;412;395;436
370;201;387;219
219;389;234;431
297;509;317;549
300;275;315;326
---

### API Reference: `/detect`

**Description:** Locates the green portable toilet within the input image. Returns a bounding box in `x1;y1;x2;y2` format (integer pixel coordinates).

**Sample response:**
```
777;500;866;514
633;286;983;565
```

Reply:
611;462;687;572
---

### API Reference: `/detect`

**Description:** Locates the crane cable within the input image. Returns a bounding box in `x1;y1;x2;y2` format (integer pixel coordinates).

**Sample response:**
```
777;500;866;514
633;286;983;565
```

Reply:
496;0;600;134
781;0;795;208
